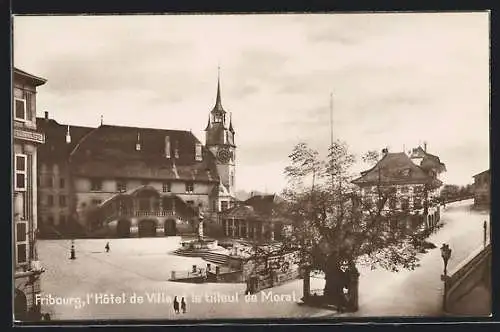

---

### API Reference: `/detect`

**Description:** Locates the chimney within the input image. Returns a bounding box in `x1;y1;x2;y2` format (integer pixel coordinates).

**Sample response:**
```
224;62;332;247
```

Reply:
382;147;389;155
44;111;49;120
424;141;427;152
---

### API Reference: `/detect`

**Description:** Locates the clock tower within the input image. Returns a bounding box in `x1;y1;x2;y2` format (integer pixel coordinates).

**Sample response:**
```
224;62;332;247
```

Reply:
205;69;236;195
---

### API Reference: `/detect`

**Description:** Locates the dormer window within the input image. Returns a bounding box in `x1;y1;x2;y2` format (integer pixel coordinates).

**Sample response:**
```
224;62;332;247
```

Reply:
174;141;179;159
14;98;27;122
185;182;194;193
195;143;202;161
136;132;141;151
90;179;103;192
165;136;171;158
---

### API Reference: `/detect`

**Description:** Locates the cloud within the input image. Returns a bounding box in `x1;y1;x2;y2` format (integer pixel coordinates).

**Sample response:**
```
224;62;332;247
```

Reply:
14;13;489;191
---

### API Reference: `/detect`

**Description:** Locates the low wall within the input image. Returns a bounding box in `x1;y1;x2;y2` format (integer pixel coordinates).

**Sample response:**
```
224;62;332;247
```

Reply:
444;243;491;313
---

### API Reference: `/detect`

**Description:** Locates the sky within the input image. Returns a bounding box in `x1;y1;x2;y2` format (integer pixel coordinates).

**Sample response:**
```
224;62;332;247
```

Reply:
13;13;490;193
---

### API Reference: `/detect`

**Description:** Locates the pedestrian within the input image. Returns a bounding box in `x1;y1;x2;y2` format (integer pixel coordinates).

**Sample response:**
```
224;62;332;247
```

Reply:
181;297;186;313
173;296;179;314
105;242;110;253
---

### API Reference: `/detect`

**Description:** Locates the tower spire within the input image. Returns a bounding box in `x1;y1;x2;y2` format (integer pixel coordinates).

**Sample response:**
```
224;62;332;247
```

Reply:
212;65;224;112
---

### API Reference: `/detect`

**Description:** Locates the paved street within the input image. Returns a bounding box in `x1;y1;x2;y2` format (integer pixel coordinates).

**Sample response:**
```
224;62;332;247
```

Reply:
38;199;490;320
342;199;491;317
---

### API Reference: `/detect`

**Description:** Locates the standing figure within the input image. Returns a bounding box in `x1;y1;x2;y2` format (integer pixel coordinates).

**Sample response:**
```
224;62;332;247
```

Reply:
181;297;187;313
105;242;110;253
173;296;179;314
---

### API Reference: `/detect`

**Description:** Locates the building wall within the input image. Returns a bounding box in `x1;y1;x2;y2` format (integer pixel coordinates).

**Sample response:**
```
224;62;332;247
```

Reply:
359;183;429;211
474;173;490;207
13;76;44;320
73;176;218;225
13;82;37;130
38;162;71;227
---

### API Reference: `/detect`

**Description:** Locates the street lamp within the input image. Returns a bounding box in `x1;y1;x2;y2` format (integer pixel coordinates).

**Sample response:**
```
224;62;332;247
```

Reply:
70;239;76;260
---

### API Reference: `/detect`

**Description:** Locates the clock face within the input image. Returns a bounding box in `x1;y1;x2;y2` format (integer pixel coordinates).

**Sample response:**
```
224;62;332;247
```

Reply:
217;148;232;163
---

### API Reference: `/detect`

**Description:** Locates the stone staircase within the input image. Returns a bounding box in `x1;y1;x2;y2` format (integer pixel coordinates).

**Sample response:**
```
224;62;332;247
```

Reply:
172;249;229;265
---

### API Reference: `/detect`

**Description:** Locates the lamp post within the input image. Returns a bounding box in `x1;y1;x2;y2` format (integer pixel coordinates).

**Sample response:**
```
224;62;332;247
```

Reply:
483;220;487;247
70;239;76;260
440;243;451;312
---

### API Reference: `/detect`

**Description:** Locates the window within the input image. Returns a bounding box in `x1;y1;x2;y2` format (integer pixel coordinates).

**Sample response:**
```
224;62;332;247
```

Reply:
47;215;54;225
400;186;409;194
185;182;194;193
60;214;66;225
401;198;410;211
14;98;27;121
90;179;102;191
389;197;397;210
14;154;27;191
15;221;28;264
92;199;102;206
47;195;53;207
187;200;194;206
221;201;228;211
46;176;53;188
59;178;65;188
195;143;203;161
212;200;217;212
117;180;127;192
59;195;66;207
414;199;423;209
162;181;171;193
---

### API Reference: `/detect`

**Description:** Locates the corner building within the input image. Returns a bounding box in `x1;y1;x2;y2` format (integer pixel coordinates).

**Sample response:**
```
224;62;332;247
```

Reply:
12;68;46;321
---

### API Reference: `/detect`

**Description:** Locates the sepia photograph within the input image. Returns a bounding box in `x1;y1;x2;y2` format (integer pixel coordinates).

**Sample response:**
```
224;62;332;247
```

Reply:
11;12;490;323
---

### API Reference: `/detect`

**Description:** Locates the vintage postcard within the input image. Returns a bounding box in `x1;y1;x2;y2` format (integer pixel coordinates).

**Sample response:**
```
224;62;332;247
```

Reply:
11;12;491;323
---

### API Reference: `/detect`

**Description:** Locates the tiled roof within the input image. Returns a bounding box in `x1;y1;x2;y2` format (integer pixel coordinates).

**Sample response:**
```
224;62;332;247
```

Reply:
352;152;439;186
473;169;490;178
68;124;220;182
410;146;447;172
36;118;94;162
224;205;260;220
224;194;288;222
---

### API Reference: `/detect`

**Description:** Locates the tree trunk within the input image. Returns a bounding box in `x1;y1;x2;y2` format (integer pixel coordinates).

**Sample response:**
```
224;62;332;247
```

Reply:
323;254;344;307
302;265;311;301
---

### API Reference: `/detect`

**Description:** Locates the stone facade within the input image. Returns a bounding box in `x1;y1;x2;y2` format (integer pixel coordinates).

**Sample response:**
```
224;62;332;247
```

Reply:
473;170;490;208
13;68;47;321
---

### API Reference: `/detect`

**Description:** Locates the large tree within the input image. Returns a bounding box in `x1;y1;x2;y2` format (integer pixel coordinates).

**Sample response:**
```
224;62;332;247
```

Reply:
278;141;428;311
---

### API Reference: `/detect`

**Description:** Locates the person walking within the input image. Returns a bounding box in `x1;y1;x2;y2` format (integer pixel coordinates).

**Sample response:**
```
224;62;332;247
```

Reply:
173;296;180;314
105;242;110;253
181;297;187;313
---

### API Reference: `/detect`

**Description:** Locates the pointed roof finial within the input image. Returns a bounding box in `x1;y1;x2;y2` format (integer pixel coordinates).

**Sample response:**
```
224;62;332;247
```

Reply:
212;65;225;113
229;112;235;133
100;115;103;126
